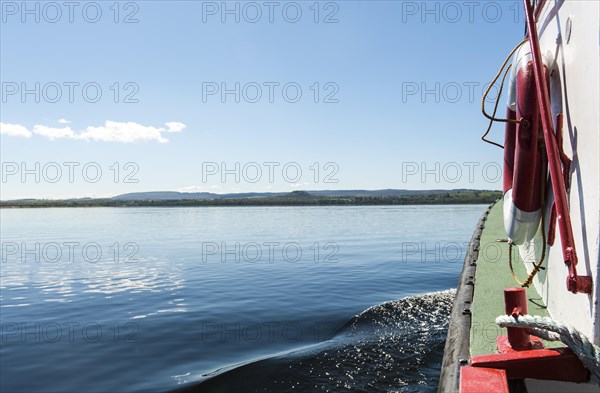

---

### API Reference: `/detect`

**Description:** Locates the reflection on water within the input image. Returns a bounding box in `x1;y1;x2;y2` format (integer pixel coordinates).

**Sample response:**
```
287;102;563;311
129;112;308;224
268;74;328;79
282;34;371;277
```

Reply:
2;253;186;311
1;206;484;392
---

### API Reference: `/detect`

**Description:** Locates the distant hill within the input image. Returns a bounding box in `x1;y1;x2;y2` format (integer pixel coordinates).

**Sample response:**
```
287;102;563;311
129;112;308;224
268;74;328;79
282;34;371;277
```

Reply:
276;190;315;199
1;189;502;207
111;189;476;201
111;191;218;201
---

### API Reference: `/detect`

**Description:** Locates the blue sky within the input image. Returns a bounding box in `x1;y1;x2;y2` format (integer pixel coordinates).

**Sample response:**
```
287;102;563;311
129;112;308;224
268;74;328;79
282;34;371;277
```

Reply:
0;1;527;199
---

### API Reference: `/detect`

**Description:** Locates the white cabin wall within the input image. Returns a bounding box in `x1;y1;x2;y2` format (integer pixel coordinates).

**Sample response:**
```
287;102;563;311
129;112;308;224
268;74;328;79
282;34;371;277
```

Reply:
520;0;600;345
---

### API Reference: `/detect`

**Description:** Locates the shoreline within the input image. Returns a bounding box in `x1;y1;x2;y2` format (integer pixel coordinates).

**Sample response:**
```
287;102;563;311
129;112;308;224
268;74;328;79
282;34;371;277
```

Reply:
0;191;502;208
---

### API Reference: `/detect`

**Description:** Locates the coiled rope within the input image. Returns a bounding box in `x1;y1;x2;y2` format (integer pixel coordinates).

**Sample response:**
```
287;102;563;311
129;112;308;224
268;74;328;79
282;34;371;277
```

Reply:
496;314;600;383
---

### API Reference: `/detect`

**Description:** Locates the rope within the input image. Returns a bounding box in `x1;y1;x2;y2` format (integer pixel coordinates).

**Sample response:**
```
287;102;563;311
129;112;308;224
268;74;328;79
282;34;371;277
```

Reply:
481;38;529;149
496;314;600;382
508;154;547;287
481;65;513;149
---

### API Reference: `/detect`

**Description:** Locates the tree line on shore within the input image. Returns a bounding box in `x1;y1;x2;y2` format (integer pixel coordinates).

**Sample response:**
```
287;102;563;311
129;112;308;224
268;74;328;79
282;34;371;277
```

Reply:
1;191;502;208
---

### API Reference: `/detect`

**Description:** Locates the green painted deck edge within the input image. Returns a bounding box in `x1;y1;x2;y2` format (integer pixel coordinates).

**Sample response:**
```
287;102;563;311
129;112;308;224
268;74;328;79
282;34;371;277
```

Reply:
470;200;559;356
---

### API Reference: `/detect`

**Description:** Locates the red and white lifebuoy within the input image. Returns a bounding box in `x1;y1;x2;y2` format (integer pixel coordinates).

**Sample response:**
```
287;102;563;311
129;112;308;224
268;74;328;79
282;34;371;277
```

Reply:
503;46;546;245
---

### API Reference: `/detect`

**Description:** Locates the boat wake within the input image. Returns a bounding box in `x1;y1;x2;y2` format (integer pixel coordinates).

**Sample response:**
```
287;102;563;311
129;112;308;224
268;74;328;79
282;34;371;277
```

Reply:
173;290;456;393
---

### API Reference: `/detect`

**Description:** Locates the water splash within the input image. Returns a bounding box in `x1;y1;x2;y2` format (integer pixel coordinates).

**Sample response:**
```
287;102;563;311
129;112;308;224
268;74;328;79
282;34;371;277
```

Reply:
176;290;455;393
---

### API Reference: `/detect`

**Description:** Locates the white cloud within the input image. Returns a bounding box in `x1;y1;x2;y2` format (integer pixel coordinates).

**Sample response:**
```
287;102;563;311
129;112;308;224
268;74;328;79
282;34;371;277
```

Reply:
79;121;172;144
1;121;186;143
0;123;32;138
165;122;186;133
58;118;71;124
33;125;77;140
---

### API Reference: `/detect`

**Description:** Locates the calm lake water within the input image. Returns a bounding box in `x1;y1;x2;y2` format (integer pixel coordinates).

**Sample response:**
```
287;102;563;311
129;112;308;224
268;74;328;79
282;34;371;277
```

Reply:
0;205;485;393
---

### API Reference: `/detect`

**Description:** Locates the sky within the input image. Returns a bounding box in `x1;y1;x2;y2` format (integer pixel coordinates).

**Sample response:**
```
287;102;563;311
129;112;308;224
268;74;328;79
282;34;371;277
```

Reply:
0;0;529;199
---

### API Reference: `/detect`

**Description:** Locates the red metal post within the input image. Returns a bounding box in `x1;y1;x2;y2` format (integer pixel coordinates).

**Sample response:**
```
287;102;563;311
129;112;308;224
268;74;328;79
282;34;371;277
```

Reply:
523;0;592;294
504;288;531;349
